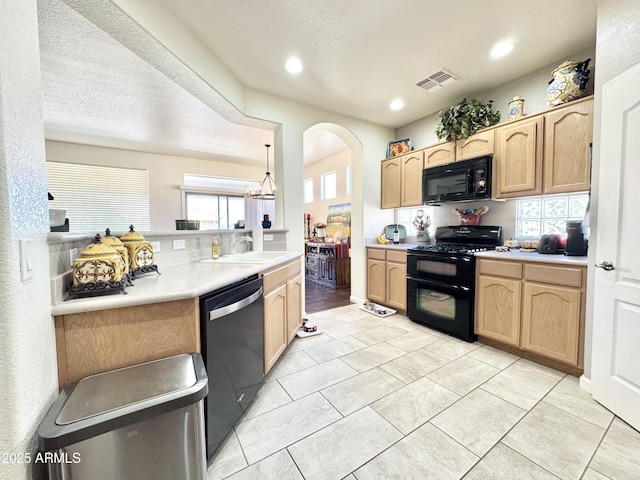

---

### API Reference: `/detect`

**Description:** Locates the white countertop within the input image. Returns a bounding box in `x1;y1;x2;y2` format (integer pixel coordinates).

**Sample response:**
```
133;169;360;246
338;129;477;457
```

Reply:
52;251;301;316
475;250;588;266
366;243;418;250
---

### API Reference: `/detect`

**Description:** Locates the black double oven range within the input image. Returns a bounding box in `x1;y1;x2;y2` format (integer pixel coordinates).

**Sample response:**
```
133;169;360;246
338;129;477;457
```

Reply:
406;225;503;342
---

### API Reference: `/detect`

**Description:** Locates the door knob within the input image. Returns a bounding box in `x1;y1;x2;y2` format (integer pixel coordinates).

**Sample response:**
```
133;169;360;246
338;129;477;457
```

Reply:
595;260;615;271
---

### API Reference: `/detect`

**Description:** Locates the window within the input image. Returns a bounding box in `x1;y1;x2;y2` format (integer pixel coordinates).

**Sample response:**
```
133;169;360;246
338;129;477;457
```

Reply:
321;171;337;200
346;165;351;196
46;162;150;232
185;192;246;229
304;178;313;203
516;193;589;238
397;206;434;236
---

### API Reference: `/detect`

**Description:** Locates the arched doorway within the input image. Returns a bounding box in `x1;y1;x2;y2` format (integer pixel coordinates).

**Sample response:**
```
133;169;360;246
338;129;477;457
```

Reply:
303;123;363;312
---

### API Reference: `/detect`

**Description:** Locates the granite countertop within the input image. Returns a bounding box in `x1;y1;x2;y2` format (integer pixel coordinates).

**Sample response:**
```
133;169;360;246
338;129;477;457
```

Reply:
475;250;588;266
52;251;301;316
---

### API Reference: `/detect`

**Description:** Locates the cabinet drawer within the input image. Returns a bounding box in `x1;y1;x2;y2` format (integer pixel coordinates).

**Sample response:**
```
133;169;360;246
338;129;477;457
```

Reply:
387;250;406;263
367;248;386;261
263;258;301;294
525;264;583;288
477;259;522;279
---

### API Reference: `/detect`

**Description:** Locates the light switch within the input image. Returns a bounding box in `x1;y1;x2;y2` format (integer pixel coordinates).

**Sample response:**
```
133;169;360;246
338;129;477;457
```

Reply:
19;239;34;281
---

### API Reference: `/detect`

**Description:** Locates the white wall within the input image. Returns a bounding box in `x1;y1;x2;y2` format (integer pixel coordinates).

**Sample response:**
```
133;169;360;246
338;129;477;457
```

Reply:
0;2;59;479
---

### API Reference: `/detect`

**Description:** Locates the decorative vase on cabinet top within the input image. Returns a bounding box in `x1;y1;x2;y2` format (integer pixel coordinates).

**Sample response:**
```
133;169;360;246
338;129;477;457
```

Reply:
546;58;591;107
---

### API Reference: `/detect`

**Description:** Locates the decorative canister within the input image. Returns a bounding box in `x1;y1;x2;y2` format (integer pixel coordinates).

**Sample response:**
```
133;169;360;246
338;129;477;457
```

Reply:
102;228;130;277
508;96;525;120
546;58;591;107
120;225;158;277
72;234;123;286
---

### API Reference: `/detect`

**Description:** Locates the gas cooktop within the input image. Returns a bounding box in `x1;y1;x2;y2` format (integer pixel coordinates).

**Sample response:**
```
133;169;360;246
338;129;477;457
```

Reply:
410;225;503;255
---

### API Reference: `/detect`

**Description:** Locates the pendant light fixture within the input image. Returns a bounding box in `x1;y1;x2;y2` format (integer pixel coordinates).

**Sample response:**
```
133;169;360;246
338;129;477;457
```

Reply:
246;144;276;200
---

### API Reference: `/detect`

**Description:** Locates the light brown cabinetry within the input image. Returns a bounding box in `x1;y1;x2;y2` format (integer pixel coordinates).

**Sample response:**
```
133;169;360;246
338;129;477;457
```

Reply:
424;142;455;168
476;258;586;373
381;151;424;208
263;257;302;373
381;157;401;208
456;129;495;161
366;248;407;313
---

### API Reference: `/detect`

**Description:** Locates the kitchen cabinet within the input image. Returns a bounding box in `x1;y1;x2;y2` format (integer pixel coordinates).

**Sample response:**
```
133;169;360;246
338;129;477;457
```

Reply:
543;97;594;194
475;258;586;373
381;151;424;208
424;141;455;168
263;257;302;373
456;129;495;161
366;248;407;313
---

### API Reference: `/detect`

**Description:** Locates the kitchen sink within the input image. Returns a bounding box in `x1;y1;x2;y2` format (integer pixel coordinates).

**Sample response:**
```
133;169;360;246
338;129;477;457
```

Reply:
203;251;292;264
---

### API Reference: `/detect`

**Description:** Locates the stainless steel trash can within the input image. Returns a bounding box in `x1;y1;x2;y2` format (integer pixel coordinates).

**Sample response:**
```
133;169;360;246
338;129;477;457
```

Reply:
38;353;208;480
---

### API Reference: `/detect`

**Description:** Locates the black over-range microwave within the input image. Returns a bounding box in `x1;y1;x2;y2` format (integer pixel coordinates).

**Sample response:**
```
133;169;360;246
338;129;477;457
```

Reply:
422;155;492;204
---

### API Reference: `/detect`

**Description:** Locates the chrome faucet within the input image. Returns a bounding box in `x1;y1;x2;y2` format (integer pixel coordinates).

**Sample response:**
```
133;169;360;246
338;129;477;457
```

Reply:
233;235;253;253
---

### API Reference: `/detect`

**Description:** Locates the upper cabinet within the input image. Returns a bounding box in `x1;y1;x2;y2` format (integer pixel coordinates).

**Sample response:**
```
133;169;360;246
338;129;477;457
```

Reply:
543;97;594;194
381;150;424;209
424;142;455;168
456;129;495;161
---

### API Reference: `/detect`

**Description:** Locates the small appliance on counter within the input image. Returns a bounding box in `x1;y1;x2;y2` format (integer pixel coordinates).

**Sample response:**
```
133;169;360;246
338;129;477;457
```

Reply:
537;234;566;254
565;221;588;256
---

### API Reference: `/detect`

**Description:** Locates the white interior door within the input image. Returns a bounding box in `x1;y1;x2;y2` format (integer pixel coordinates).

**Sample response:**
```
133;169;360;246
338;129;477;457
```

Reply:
591;62;640;431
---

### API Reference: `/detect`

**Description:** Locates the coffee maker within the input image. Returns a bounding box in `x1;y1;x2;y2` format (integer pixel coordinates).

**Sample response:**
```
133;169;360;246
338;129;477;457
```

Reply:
565;221;587;256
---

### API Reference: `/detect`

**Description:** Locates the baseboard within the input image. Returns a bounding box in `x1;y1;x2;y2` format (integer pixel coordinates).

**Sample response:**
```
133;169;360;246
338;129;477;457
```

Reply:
350;295;366;305
579;374;592;394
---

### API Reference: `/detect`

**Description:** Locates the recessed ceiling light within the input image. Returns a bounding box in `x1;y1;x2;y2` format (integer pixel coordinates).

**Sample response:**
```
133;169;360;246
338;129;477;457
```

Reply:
285;57;303;74
490;40;514;59
390;99;405;110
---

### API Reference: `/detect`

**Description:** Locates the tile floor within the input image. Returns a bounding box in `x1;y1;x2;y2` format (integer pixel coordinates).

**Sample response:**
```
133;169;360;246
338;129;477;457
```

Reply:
208;304;640;480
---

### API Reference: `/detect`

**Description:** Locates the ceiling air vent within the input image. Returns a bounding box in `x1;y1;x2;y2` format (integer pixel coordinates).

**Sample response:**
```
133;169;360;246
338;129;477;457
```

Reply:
416;69;459;93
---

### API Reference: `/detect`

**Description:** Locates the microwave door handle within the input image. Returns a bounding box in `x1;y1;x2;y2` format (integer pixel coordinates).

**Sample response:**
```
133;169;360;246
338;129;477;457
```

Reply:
466;169;473;193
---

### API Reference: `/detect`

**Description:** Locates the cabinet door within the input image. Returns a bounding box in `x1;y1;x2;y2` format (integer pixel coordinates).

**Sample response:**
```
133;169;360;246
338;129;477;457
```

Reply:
475;275;521;346
381;158;401;208
543;98;594;194
456;129;495;161
264;284;287;374
367;259;386;304
400;151;424;206
386;261;407;312
521;283;581;365
494;116;543;198
286;274;302;342
424;142;455;168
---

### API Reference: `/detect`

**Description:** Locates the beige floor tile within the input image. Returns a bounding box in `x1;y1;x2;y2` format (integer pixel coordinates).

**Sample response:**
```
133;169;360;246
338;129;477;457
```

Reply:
581;468;613;480
353;325;414;346
242;380;292;421
323;319;373;339
288;407;403;480
423;336;481;360
355;422;478;480
340;342;406;372
320;367;405;416
543;375;614;428
431;389;526;456
385;329;441;352
225;450;303;480
264;350;317;381
371;377;459;434
304;336;367;363
285;333;332;353
503;402;605;479
481;360;561;410
380;348;450;384
467;344;520;369
515;358;566;380
463;443;559;480
589;417;640;479
208;431;247;480
427;355;500;396
234;392;341;464
278;358;358;399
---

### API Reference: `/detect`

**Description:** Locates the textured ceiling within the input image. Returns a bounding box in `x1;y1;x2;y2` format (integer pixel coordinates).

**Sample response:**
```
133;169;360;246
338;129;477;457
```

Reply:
38;0;597;166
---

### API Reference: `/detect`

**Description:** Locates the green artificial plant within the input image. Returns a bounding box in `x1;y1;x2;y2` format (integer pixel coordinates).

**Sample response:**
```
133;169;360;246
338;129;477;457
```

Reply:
435;98;501;141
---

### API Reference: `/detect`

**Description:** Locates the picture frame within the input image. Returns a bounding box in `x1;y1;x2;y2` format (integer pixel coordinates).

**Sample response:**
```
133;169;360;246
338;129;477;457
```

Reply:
386;138;412;158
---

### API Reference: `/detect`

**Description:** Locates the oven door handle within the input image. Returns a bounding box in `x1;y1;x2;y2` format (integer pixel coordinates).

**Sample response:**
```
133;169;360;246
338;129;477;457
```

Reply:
466;168;474;193
407;276;470;293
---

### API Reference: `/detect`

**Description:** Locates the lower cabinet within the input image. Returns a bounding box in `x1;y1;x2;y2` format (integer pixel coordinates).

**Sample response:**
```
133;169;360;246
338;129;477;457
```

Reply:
475;258;586;371
263;257;302;374
366;247;407;313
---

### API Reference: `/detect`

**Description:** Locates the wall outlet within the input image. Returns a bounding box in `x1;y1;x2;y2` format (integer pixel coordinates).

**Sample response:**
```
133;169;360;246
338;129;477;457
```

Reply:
264;234;274;241
172;239;186;250
151;241;161;252
69;247;79;267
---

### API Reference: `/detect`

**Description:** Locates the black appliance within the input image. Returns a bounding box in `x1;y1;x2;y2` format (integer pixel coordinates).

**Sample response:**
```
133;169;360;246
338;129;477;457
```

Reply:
565;221;588;256
422;155;492;204
407;225;503;342
537;234;565;254
199;275;264;460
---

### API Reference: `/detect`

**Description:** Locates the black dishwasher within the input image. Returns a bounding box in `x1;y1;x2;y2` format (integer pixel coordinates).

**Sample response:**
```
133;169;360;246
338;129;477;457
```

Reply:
199;274;264;460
